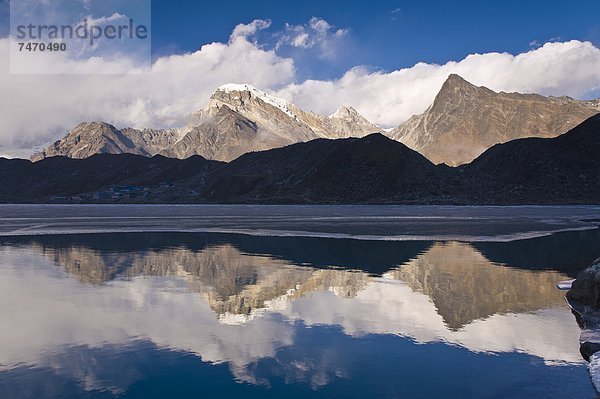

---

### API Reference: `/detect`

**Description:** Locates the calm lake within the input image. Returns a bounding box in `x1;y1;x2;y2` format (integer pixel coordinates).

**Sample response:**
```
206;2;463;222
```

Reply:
0;205;599;398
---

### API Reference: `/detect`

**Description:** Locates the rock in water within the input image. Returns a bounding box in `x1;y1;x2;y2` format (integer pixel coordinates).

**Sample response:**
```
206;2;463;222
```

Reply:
567;258;600;307
566;258;600;397
590;352;600;395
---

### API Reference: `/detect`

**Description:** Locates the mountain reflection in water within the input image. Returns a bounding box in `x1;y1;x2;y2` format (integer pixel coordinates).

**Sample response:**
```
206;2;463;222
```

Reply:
0;229;598;397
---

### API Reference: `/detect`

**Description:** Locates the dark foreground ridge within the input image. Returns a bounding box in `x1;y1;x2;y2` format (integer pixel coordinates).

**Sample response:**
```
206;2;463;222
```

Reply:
1;114;599;204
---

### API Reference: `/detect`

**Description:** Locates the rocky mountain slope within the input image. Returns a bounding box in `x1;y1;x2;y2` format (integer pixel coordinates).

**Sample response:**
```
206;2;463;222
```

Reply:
199;84;382;140
389;74;600;166
29;122;179;160
32;84;382;162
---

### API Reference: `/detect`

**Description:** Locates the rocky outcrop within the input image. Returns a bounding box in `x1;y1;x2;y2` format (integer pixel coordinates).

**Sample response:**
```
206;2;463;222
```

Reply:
567;298;600;394
568;258;600;308
389;74;600;166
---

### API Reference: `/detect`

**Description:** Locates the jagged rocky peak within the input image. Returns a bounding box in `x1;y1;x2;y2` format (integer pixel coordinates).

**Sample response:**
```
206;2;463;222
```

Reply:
68;121;121;137
330;105;363;120
30;121;139;161
442;73;475;89
59;121;112;142
60;121;125;149
434;74;493;102
75;121;115;129
321;105;383;138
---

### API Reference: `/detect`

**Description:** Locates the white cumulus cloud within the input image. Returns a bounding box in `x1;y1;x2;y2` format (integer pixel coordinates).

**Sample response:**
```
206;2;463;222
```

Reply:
276;16;348;59
230;19;272;43
86;12;127;26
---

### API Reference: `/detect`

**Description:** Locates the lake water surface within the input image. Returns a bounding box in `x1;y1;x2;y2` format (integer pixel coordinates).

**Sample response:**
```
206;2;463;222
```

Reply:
0;205;599;398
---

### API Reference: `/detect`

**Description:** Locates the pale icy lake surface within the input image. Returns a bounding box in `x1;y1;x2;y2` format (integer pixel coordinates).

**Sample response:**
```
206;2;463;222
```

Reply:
0;205;599;398
1;204;599;241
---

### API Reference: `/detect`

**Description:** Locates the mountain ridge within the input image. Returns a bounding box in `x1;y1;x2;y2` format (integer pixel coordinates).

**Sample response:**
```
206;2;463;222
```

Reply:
30;75;600;166
5;113;600;204
32;84;382;163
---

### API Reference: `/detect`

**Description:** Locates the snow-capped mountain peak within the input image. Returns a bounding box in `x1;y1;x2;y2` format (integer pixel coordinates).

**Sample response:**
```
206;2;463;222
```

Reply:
215;83;297;119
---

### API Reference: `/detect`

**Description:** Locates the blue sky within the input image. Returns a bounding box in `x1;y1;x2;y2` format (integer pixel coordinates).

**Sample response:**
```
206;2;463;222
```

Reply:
150;0;600;79
2;0;599;79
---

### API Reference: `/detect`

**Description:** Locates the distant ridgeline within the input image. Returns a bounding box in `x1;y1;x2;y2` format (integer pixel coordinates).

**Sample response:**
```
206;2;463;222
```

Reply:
1;114;600;204
31;75;600;167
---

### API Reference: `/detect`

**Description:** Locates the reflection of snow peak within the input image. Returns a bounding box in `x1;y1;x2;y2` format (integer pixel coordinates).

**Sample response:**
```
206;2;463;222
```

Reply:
218;288;297;325
218;282;360;326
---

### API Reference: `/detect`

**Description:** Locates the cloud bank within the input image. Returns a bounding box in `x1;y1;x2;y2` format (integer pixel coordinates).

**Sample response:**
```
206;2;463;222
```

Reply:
1;17;600;157
277;40;600;127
